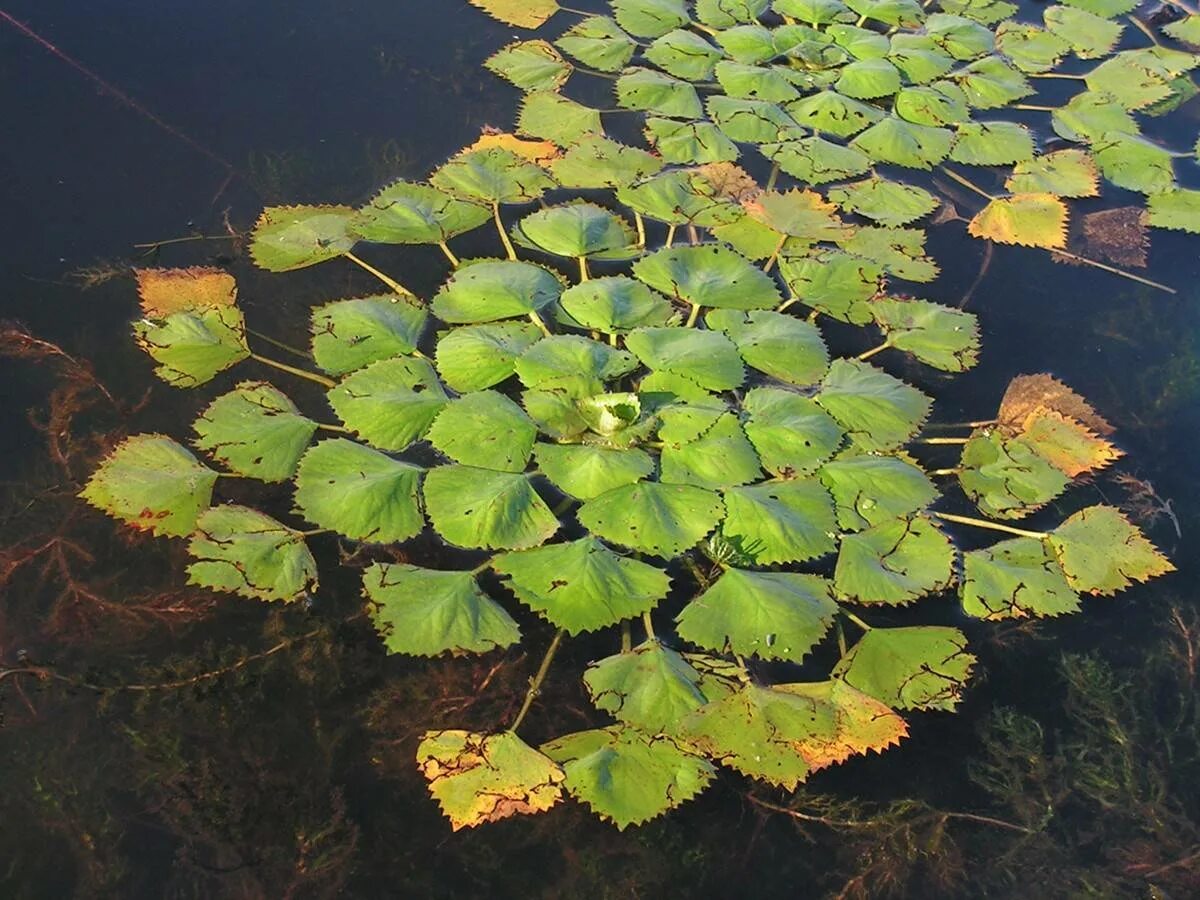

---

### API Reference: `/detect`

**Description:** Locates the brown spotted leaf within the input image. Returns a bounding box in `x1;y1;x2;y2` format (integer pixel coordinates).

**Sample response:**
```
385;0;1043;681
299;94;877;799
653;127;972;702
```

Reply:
468;0;560;28
967;193;1067;249
466;129;562;165
1018;407;1122;477
997;374;1114;437
135;267;237;318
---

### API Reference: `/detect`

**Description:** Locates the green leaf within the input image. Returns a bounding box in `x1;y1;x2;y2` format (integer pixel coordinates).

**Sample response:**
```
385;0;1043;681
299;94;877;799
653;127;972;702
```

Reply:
1048;505;1174;596
838;226;939;282
558;276;675;333
294;439;424;542
193;382;317;482
762;135;872;184
960;537;1080;619
431;148;554;204
1061;0;1136;16
468;0;560;28
578;481;724;557
851;116;954;169
706;309;830;385
1005;149;1099;198
660;410;763;489
613;0;691;37
82;434;217;537
834;515;955;605
1092;132;1176;194
187;505;317;602
958;430;1069;519
786;91;883;138
626;327;745;391
742;387;845;476
434;322;541;393
1051;91;1139;142
583;640;708;733
1164;15;1200;47
833;625;974;711
633;245;784;311
557;16;638;72
829;23;891;58
1044;5;1122;59
616;67;704;119
523;388;590;440
828;177;939;227
779;250;882;323
836;58;902;100
721;480;838;564
363;563;520;656
427;391;537;473
954;57;1032;108
515;335;637;395
327;357;448;451
710;215;790;260
423;465;558;551
924;13;995;59
894;83;970;126
846;0;924;27
494;536;671;633
995;23;1069;73
889;36;956;84
485;40;572;91
645;118;741;164
535;444;655;499
310;295;427;375
645;29;723;80
871;298;980;372
938;0;1017;25
352;181;490;245
416;730;564;831
249;205;356;272
432;260;562;324
518;91;604;145
713;24;780;65
819;453;937;531
715;61;802;102
541;727;714;829
681;681;908;788
616;168;746;227
548;135;664;189
950;120;1034;166
1084;55;1173;110
1146;188;1200;234
697;0;770;26
133;307;250;388
745;189;849;241
774;0;856;25
513;202;638;260
816;359;932;451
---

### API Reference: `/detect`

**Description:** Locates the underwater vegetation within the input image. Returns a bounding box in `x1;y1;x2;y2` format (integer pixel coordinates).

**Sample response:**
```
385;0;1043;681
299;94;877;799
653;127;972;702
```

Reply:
66;0;1200;836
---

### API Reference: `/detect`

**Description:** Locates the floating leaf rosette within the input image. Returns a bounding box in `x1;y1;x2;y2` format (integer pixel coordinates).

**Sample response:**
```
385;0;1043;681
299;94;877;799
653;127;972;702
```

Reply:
80;0;1193;832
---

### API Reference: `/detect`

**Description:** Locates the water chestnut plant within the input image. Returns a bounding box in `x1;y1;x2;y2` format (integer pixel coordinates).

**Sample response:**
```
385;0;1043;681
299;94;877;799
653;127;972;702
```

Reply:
80;0;1193;832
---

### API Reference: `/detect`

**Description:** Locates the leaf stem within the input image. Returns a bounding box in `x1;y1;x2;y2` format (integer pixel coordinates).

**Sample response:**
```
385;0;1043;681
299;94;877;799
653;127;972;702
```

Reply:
665;224;677;248
932;511;1046;540
914;436;970;445
685;304;702;327
763;235;786;274
578;256;589;282
1051;249;1177;294
621;620;632;653
316;422;352;434
642;610;657;640
857;340;892;361
1011;103;1056;112
687;223;700;246
940;167;995;201
1028;72;1087;80
493;202;518;261
634;211;647;248
930;468;960;477
344;252;414;297
248;352;336;388
528;310;553;337
766;161;781;192
842;610;872;632
247;328;312;360
509;628;566;733
438;240;460;268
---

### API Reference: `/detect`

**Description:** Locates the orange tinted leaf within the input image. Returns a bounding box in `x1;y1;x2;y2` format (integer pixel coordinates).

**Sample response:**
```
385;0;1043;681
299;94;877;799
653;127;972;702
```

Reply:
775;680;908;772
467;0;560;28
135;267;237;318
1018;407;1122;477
467;130;562;165
967;193;1067;249
998;373;1114;436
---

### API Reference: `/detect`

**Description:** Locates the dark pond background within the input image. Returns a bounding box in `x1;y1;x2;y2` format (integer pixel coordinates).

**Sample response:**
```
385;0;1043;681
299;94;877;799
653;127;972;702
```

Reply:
1;1;1199;897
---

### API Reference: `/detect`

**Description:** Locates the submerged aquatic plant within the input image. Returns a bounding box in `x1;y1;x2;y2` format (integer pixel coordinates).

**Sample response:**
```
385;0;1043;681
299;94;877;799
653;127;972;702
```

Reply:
77;0;1194;832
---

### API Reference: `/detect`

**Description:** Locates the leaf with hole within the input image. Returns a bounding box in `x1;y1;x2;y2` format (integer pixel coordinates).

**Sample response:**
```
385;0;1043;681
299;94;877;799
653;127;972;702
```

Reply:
834;515;955;605
742;387;845;476
485;40;572;91
958;430;1070;519
187;505;317;602
967;194;1068;249
720;480;838;564
578;481;724;558
310;295;427;375
194;382;317;482
327;357;448;451
423;466;557;551
352;181;490;245
960;537;1080;619
133;307;250;388
819;454;936;531
584;640;708;733
249;205;356;272
832;625;974;711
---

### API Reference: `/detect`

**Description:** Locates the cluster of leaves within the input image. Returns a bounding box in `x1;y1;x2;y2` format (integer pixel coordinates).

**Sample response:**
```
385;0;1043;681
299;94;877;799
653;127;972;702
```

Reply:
78;0;1187;833
478;0;1200;252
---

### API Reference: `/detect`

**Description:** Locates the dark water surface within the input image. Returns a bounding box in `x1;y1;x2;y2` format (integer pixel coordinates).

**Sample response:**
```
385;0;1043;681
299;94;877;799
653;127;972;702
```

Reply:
2;1;1200;897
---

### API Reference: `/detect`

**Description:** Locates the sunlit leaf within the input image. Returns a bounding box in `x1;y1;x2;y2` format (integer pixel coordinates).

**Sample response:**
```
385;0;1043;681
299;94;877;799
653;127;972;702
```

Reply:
494;536;670;633
871;297;980;372
1084;55;1173;110
513;202;639;260
249;205;356;272
558;276;675;333
720;480;838;564
779;250;882;323
133;307;250;388
1044;6;1122;59
434;322;542;392
924;12;995;59
584;640;708;733
967;194;1068;249
468;0;560;28
762;134;873;184
135;266;237;318
432;260;562;324
995;23;1069;73
364;563;520;656
745;189;849;241
187;505;317;602
352;181;490;245
81;434;217;537
613;0;691;36
774;0;856;25
645;28;723;80
616;168;745;227
1048;505;1174;596
828;177;939;227
819;454;936;531
894;83;970;126
938;0;1017;25
851;116;954;169
431;147;554;204
294;438;424;542
949;120;1034;165
716;61;803;102
194;382;317;482
518;91;604;145
1016;407;1122;477
834;515;955;605
557;16;638;72
889;35;955;84
838;226;939;283
954;57;1032;108
697;0;770;26
423;465;557;551
578;481;724;558
742;387;845;476
816;359;932;451
541;727;714;829
829;23;890;58
485;40;572;92
626;327;745;391
535;444;654;499
847;0;924;26
832;625;974;711
1092;132;1176;194
1163;15;1200;47
427;391;537;473
1005;149;1099;198
786;90;883;138
960;537;1080;619
327;357;448;451
707;96;796;144
1050;90;1139;142
713;22;778;64
310;295;427;375
1061;0;1136;15
515;335;637;396
417;730;564;831
660;410;763;489
958;429;1070;519
997;373;1114;437
645;118;740;164
616;67;703;118
1146;188;1200;234
549;135;664;189
707;309;829;385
